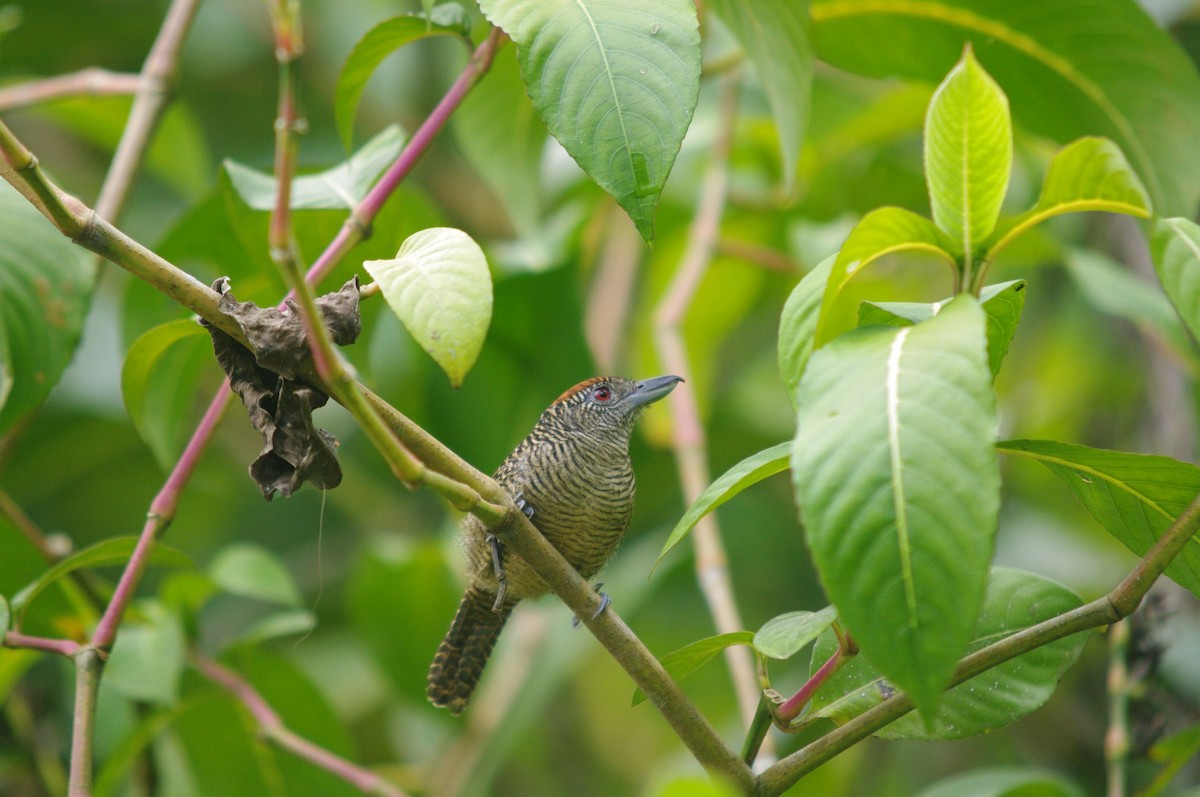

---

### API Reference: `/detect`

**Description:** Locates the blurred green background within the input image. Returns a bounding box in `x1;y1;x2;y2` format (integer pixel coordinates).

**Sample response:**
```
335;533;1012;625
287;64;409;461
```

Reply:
2;0;1199;795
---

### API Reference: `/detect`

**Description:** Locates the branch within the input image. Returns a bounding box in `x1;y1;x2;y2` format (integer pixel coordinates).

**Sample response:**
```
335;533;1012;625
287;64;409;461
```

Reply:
68;648;103;797
0;69;142;112
651;71;760;729
2;632;82;657
192;652;409;797
757;490;1200;795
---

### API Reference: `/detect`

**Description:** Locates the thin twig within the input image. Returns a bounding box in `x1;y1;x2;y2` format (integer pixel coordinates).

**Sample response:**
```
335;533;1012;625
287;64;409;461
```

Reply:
1106;618;1131;797
191;652;409;797
2;632;83;657
68;648;103;797
652;71;760;730
0;69;142;112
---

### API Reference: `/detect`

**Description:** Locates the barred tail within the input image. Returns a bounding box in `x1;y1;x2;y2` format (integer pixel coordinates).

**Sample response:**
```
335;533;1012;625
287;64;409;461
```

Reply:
427;586;511;715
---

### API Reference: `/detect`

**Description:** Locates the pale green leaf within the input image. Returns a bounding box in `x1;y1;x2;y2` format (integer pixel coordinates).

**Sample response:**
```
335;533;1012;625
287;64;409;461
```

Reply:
754;606;837;660
794;296;999;715
0;181;95;434
1152;217;1200;347
105;601;186;705
225;126;406;211
986;137;1151;261
632;631;754;706
707;0;813;187
924;46;1012;256
208;543;302;607
810;568;1088;740
816;207;956;346
335;16;467;150
655;442;790;568
778;255;834;401
364;227;492;387
997;439;1200;598
915;766;1086;797
478;0;701;241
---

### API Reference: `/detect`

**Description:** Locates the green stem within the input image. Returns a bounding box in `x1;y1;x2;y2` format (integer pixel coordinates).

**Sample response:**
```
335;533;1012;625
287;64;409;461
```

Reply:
1105;619;1130;797
68;648;103;797
741;697;773;767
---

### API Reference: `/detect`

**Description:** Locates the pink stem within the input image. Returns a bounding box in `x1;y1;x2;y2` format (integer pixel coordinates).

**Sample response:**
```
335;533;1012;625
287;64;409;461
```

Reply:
777;648;844;723
3;632;83;657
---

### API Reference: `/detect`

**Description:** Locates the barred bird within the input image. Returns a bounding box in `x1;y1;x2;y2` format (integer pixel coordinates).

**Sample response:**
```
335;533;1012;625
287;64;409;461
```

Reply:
426;375;683;714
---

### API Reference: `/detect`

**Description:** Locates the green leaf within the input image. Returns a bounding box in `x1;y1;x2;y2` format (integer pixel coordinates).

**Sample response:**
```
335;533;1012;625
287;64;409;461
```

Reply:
923;46;1011;257
120;319;212;469
809;0;1200;217
655;442;790;568
858;279;1027;378
478;0;701;241
985;137;1151;261
232;610;317;647
105;601;186;705
632;631;754;706
996;439;1200;598
224;125;407;211
208;543;302;607
1064;249;1195;371
364;227;492;387
753;606;837;660
707;0;813;188
914;766;1087;797
334;16;467;150
810;568;1088;740
1152;217;1200;348
816;206;956;345
778;255;834;401
794;296;999;716
10;538;191;621
0;649;40;705
452;43;548;236
0;180;95;434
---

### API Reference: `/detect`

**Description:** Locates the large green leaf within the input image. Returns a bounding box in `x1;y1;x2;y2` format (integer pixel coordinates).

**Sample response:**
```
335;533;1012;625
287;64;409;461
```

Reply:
809;568;1088;739
707;0;813;188
121;319;212;469
364;227;493;387
1152;217;1200;347
816;207;957;345
793;295;999;715
810;0;1200;217
0;180;95;434
915;766;1086;797
224;125;406;211
858;279;1027;378
778;255;834;401
754;606;837;660
655;442;790;568
334;14;468;151
997;439;1200;598
104;600;186;705
208;543;303;608
632;631;754;706
985;137;1151;261
924;46;1011;257
477;0;701;241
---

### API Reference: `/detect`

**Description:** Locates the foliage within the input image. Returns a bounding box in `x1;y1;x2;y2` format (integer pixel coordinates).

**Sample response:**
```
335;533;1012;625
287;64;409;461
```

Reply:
2;1;1200;796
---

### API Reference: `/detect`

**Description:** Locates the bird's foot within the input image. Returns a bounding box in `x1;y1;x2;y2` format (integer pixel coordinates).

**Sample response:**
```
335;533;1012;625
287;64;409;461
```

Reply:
487;534;507;613
513;492;535;520
572;583;610;628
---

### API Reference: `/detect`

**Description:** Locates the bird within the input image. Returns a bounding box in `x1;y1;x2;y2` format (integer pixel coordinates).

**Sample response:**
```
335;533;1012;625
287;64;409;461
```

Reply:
426;374;683;715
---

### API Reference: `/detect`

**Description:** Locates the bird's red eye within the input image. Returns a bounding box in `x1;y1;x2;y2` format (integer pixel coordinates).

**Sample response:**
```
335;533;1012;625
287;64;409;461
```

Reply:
593;386;612;402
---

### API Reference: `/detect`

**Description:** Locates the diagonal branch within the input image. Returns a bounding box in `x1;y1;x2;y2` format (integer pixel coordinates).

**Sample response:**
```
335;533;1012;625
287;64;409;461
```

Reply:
0;69;142;112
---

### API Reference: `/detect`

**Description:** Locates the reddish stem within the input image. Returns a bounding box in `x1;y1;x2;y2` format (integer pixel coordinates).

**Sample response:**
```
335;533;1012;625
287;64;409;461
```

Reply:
776;648;844;723
3;632;83;657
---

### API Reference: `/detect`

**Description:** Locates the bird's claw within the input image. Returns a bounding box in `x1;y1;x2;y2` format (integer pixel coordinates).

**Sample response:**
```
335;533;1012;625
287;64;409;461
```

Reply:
513;492;535;520
487;534;507;613
572;583;610;628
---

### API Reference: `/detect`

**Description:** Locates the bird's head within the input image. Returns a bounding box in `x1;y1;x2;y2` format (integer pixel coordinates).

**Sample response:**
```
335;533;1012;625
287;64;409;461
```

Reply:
547;375;683;436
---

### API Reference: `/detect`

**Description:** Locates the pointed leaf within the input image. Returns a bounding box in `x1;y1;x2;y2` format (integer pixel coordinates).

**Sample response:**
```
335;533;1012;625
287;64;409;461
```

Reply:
632;631;754;706
858;279;1027;377
208;543;303;607
225;125;406;211
778;255;834;401
810;0;1200;217
810;568;1088;740
10;537;192;620
816;206;956;346
986;137;1151;260
364;227;492;387
754;606;837;660
655;442;790;568
1152;217;1200;346
0;181;95;434
707;0;813;187
924;46;1011;256
997;439;1200;598
121;319;211;468
478;0;701;241
335;15;467;150
794;296;999;716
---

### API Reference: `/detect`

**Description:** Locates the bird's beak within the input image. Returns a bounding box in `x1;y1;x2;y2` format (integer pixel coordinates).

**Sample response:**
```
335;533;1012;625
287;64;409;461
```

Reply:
626;375;684;408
